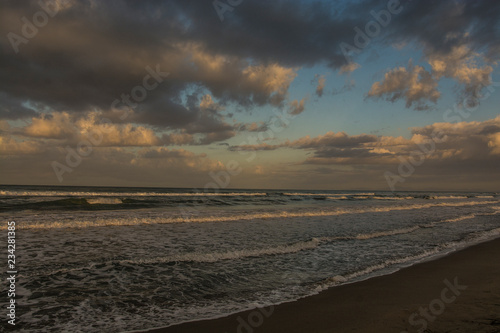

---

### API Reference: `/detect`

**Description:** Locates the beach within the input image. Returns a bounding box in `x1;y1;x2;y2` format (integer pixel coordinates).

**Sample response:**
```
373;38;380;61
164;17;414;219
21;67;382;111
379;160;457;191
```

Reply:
147;237;500;333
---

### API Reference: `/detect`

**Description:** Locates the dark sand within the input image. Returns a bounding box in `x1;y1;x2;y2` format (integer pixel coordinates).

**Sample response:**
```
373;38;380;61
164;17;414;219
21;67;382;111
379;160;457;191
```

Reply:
146;238;500;333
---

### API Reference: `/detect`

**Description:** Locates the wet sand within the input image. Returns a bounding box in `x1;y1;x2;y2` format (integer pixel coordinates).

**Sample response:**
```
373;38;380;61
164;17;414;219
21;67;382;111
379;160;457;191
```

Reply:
145;238;500;333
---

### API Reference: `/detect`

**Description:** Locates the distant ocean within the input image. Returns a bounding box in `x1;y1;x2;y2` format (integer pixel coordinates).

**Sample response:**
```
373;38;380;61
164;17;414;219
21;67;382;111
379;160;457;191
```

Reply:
1;185;500;332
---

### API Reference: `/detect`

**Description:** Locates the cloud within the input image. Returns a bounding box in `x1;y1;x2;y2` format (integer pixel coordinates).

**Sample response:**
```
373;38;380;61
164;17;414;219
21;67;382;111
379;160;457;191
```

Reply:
161;132;195;146
339;62;360;74
314;75;326;97
488;133;500;155
0;0;498;126
0;6;299;129
427;45;493;102
229;143;278;152
0;135;45;155
309;147;393;159
97;124;162;147
367;44;494;110
199;94;223;112
364;1;499;109
2;145;225;187
409;115;500;159
138;147;202;159
290;131;377;149
23;112;77;139
288;98;307;115
230;116;500;167
241;63;297;106
411;116;500;138
238;122;268;132
20;111;163;146
133;147;225;174
230;131;378;151
387;0;500;63
1;0;499;189
16;109;239;148
367;62;440;110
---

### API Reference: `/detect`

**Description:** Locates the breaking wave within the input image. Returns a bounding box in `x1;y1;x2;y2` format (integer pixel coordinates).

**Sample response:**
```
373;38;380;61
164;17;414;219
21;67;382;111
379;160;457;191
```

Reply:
7;200;499;230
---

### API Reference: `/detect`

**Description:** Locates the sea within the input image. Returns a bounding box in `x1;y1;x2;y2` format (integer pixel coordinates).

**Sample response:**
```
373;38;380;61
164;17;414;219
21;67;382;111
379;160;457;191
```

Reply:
1;185;499;332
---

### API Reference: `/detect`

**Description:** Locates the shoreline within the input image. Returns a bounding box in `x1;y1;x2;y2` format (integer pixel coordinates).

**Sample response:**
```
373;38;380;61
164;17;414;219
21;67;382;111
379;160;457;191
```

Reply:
140;236;500;333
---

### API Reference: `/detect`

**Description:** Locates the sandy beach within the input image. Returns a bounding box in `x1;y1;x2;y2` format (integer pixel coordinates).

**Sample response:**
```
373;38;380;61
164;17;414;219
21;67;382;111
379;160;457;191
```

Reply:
146;238;500;333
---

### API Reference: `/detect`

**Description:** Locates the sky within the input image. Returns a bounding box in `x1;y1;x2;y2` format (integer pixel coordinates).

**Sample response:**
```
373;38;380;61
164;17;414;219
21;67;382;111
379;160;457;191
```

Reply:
0;0;499;191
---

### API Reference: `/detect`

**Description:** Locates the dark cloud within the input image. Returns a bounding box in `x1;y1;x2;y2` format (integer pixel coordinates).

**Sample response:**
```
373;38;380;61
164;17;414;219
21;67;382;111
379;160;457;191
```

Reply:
229;116;500;170
290;132;378;149
479;125;500;136
1;0;499;128
230;131;378;151
311;147;390;159
386;0;500;60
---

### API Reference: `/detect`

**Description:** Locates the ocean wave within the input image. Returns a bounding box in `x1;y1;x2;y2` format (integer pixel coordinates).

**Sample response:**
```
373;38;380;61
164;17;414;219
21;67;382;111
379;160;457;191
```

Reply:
285;193;493;201
122;239;322;265
434;209;500;224
86;198;123;205
20;224;500;333
24;225;431;277
430;195;469;199
317;226;500;290
343;248;443;281
6;200;500;230
326;195;413;200
20;211;498;279
438;214;476;223
24;239;323;277
354;226;421;240
283;192;375;196
372;196;414;200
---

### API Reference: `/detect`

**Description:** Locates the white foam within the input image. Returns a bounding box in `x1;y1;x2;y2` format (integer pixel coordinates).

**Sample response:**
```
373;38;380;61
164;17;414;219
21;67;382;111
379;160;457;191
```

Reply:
344;248;443;281
355;226;421;240
87;198;123;205
431;195;469;199
433;209;500;225
439;214;476;223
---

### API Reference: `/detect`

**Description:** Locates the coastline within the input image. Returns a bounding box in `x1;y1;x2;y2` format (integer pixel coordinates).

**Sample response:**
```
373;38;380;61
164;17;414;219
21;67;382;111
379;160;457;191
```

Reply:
141;237;500;333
